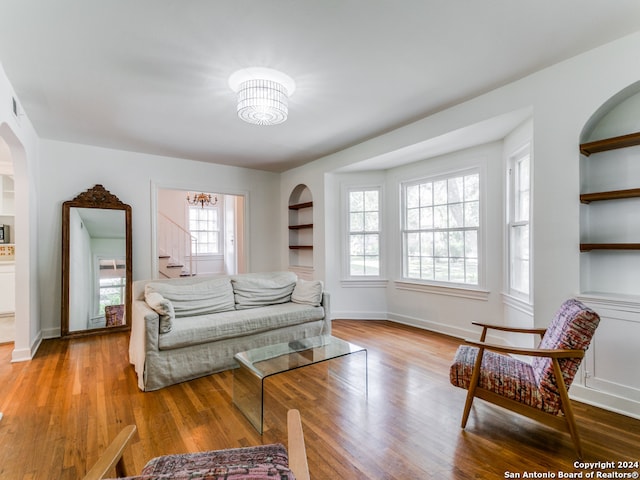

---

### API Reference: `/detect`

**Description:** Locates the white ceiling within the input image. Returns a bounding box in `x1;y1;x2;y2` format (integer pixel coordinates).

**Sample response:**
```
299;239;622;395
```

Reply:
1;1;639;172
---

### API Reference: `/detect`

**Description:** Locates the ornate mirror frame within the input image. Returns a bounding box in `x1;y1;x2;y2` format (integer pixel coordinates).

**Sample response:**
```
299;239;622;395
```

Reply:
61;184;132;337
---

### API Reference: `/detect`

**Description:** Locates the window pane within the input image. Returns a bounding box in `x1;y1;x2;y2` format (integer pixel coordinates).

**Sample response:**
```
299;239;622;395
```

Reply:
419;183;433;206
350;234;364;255
435;257;449;281
449;231;464;257
350;258;365;276
407;208;420;230
448;203;463;228
420;232;433;257
464;174;479;201
350;212;364;231
434;180;447;205
365;234;379;255
420;206;433;229
407;256;421;278
464;201;479;227
363;256;380;275
450;258;465;283
465;230;477;258
364;212;379;231
448;177;463;203
350;191;364;211
421;256;434;279
434;231;448;257
406;185;419;208
465;258;478;284
434;205;448;229
407;232;420;256
364;190;378;210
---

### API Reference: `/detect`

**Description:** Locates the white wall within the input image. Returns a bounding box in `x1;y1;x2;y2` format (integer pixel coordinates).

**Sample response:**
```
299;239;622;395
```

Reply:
37;139;281;337
281;31;640;417
0;62;40;362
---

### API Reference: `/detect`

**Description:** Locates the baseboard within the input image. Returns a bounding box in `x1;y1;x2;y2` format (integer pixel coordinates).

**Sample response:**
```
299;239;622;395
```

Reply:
570;384;640;420
11;329;43;363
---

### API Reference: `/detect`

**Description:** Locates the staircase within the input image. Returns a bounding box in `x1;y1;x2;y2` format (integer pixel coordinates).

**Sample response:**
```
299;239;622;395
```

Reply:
158;213;198;278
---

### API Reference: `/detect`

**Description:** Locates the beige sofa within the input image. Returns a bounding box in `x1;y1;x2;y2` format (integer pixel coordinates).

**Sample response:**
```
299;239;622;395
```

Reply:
129;271;330;391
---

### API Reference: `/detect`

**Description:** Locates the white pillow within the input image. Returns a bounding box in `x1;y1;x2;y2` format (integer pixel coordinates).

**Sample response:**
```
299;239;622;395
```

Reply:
231;271;297;310
145;277;235;318
145;291;175;333
291;279;324;307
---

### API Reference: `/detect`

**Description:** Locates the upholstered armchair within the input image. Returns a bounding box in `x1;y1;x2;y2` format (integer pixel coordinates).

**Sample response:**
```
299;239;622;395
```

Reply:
450;298;600;459
83;409;310;480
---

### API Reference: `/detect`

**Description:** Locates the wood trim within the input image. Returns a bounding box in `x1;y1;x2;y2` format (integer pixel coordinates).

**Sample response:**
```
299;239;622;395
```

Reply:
288;202;313;210
580;188;640;203
580;243;640;252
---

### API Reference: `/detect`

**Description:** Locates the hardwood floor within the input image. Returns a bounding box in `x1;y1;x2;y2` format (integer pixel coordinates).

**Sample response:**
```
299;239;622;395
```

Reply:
0;320;638;479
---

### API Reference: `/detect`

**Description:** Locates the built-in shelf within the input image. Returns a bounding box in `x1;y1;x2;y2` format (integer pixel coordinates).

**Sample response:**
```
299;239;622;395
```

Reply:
580;188;640;204
288;224;313;230
580;131;640;156
580;243;640;252
289;245;313;250
288;201;313;210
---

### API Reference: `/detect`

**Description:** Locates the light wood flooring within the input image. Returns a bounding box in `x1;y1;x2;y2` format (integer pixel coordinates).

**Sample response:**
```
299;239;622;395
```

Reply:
0;320;638;479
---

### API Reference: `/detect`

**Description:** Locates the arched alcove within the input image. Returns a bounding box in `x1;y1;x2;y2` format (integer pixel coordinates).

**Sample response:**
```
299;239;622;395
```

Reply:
288;184;313;278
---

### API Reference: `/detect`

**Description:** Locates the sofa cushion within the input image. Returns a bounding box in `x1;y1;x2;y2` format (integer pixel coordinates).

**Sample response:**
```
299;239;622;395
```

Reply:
158;303;325;351
145;277;235;318
231;271;297;310
145;291;175;333
291;279;323;307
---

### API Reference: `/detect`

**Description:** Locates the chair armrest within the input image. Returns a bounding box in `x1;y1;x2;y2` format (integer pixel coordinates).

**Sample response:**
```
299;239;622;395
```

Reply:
464;339;585;359
287;409;310;480
82;425;137;480
471;321;547;336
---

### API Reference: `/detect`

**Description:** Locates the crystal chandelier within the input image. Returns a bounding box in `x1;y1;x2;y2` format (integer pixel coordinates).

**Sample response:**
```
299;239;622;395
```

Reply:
229;67;296;126
186;192;218;208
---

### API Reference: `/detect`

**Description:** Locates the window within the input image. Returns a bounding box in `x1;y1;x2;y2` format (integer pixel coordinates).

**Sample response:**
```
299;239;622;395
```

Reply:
188;205;221;255
348;188;381;276
97;258;126;314
402;171;480;285
508;148;530;297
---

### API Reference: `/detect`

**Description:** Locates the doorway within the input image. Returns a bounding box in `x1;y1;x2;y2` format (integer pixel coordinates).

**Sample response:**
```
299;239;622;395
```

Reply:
156;188;245;278
0;136;15;344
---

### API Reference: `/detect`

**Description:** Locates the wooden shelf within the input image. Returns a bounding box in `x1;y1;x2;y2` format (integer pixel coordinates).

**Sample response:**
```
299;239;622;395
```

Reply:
288;202;313;210
289;245;313;250
580;131;640;156
288;224;313;230
580;243;640;252
580;188;640;203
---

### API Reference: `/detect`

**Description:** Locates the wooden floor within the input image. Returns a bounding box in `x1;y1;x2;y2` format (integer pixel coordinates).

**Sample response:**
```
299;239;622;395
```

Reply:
0;320;638;479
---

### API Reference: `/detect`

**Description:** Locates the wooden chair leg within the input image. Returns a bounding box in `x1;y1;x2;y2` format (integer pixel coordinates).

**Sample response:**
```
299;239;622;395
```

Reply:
461;347;485;428
552;359;583;459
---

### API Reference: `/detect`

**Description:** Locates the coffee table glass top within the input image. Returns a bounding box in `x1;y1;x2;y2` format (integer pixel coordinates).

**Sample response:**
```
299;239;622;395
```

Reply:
234;334;365;378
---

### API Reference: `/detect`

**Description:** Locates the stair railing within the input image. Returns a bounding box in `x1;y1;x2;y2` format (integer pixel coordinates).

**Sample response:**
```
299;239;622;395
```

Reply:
158;213;198;277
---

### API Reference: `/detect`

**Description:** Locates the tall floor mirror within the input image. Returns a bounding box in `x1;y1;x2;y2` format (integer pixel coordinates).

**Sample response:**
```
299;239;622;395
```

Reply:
61;184;132;337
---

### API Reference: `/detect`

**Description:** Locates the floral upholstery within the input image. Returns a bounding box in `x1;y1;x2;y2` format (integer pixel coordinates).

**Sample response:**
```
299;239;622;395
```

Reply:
450;298;600;415
107;443;295;480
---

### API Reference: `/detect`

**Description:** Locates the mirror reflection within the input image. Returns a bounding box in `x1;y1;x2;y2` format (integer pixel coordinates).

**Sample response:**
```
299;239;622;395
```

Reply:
61;184;132;337
68;208;126;331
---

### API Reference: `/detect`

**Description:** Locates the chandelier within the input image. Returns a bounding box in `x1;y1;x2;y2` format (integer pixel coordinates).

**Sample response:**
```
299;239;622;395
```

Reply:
186;192;218;208
228;67;296;126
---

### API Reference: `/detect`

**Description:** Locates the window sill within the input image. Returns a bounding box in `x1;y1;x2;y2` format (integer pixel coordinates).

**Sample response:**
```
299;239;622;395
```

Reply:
341;278;389;288
394;280;489;300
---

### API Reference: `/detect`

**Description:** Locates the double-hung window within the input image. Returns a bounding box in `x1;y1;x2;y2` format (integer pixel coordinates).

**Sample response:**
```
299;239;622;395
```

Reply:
507;147;531;298
188;205;221;255
348;188;381;276
402;170;480;285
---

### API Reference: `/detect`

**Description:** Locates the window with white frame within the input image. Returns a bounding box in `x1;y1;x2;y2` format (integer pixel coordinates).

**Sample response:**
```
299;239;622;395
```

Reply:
402;170;480;285
507;147;531;297
348;188;381;276
188;205;221;255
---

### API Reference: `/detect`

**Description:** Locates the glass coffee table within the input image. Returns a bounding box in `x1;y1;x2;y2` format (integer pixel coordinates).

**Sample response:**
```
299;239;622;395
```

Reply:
233;335;367;433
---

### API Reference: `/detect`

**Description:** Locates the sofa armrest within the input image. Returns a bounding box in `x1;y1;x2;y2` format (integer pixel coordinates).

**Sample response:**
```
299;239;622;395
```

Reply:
321;292;331;335
129;299;161;391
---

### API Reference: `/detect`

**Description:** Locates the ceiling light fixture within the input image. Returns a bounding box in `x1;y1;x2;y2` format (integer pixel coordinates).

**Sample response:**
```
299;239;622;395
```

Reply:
186;192;218;208
228;67;296;126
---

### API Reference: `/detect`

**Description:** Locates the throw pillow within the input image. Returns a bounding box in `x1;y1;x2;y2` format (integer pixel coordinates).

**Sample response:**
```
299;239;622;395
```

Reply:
145;277;236;318
291;279;323;307
231;271;297;310
145;291;175;333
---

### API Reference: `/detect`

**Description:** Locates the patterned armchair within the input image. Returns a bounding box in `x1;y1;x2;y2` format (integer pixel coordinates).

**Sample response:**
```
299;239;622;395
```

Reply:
83;409;310;480
450;298;600;459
